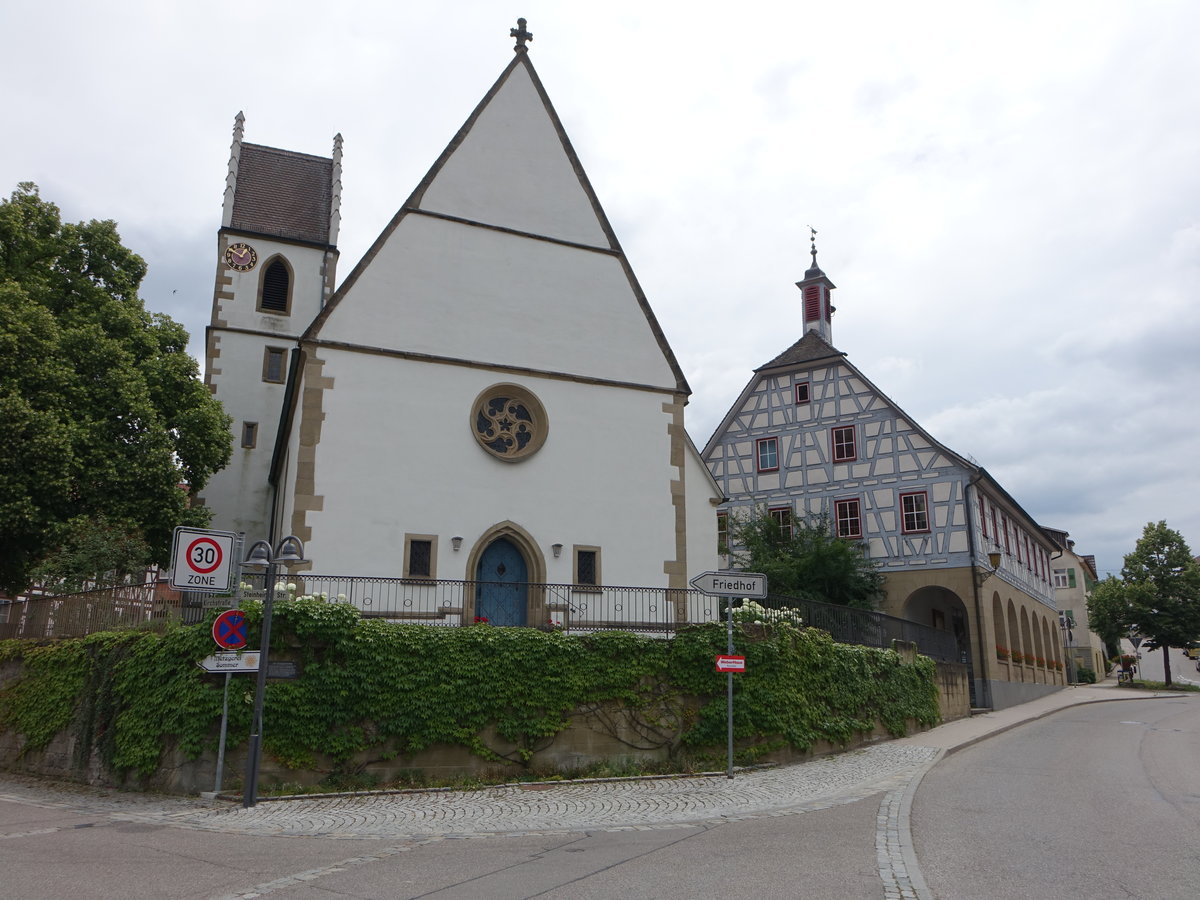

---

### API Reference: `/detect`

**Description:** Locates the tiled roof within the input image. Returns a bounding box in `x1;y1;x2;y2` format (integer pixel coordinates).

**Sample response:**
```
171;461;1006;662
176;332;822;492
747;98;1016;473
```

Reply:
230;144;333;245
755;330;845;372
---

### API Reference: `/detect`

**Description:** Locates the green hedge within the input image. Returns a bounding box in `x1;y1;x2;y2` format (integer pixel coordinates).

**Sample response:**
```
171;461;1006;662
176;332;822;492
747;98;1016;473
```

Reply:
0;597;940;779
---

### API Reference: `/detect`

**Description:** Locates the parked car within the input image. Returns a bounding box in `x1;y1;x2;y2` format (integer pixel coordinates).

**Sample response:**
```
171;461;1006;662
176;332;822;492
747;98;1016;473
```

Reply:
1183;641;1200;660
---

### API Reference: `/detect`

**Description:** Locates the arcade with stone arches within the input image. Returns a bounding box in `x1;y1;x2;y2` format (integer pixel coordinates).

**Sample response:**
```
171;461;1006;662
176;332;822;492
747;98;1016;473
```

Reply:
892;575;1066;710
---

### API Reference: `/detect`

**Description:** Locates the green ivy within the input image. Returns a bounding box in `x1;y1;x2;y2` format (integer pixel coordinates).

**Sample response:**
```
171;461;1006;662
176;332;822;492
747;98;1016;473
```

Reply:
0;604;940;783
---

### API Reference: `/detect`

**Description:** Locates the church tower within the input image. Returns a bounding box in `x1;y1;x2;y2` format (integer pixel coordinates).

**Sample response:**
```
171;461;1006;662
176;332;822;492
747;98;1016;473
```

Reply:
796;229;836;344
199;113;341;540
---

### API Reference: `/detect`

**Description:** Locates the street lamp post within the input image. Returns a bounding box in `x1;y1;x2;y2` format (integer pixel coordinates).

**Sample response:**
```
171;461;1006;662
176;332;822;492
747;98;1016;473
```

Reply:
240;535;305;808
1058;613;1077;683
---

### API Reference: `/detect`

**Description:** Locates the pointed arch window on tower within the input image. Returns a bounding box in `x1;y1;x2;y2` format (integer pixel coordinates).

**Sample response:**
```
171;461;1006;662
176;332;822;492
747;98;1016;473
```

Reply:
258;257;292;314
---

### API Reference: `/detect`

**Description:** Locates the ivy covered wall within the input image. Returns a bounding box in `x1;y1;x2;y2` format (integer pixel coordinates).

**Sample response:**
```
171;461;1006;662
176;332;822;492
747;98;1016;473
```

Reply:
0;598;941;793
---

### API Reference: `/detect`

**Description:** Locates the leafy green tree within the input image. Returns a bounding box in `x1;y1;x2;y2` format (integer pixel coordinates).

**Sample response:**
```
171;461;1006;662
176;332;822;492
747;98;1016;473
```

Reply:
0;183;231;594
1088;521;1200;686
1086;575;1132;656
726;507;884;610
29;515;151;594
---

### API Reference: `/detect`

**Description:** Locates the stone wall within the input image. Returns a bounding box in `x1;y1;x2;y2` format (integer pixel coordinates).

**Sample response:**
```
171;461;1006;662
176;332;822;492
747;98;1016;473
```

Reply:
2;680;955;797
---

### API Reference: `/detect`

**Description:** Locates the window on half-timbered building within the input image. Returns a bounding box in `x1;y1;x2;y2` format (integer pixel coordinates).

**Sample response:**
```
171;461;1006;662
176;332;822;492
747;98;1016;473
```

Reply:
900;492;929;533
756;437;779;472
835;498;862;539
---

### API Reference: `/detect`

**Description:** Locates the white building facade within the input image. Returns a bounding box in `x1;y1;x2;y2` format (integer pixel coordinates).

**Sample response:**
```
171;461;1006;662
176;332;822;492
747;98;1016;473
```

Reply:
200;40;721;627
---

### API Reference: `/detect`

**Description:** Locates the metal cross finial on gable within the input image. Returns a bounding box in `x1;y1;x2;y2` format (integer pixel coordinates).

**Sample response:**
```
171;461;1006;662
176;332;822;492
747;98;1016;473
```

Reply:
511;17;533;51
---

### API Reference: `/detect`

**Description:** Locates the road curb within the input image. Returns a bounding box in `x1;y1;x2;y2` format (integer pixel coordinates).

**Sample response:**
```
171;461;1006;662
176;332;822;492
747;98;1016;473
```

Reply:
942;691;1189;756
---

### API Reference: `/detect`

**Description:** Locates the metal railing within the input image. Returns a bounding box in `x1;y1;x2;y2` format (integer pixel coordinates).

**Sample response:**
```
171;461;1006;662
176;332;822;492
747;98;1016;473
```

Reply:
235;574;960;661
236;573;713;635
748;594;961;663
3;575;959;662
0;584;180;640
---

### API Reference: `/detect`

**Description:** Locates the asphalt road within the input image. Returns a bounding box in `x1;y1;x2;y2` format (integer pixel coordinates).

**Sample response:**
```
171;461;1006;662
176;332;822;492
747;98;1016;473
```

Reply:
910;696;1200;899
4;686;1193;899
0;788;887;899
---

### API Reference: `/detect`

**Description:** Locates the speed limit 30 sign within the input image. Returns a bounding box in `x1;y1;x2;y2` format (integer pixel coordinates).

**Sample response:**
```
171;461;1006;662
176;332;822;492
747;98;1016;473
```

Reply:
170;526;237;593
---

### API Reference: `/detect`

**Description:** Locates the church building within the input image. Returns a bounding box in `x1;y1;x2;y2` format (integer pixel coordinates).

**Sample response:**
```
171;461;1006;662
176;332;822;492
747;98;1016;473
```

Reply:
200;24;722;627
702;239;1065;709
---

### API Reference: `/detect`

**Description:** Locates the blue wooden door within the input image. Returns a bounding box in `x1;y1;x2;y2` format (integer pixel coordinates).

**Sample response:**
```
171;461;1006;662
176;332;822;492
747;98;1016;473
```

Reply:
475;538;528;626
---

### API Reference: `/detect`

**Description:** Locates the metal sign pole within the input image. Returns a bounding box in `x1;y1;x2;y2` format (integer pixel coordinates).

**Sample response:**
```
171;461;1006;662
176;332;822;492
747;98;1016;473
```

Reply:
243;558;277;808
214;672;231;793
212;535;244;796
726;597;735;779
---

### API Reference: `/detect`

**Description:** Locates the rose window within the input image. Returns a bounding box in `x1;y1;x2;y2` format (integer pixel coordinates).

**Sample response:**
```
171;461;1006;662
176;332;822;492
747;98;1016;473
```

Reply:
471;384;548;462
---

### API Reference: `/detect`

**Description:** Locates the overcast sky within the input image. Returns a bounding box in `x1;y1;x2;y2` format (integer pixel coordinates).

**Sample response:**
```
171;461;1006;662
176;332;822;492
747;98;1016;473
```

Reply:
4;1;1198;578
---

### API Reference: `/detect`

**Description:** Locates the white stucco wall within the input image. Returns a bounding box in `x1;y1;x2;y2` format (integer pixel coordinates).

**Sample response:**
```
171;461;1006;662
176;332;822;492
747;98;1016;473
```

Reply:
202;330;290;539
684;440;721;579
202;235;325;539
319;216;676;390
296;350;685;586
417;61;609;248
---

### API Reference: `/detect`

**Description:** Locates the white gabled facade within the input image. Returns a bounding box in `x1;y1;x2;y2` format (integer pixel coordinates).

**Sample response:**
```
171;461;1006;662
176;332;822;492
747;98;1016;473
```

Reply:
201;43;721;625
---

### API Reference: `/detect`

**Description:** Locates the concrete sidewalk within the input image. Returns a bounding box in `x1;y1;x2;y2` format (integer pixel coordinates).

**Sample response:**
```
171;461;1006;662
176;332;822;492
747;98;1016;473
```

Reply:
896;675;1182;755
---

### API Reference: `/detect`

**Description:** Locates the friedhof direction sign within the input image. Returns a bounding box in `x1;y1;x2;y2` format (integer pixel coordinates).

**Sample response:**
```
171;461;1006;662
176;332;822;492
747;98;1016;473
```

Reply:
688;571;768;599
170;526;237;593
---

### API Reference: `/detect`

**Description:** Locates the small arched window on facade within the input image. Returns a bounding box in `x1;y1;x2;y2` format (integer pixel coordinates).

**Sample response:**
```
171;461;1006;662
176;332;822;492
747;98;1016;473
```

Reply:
257;257;292;314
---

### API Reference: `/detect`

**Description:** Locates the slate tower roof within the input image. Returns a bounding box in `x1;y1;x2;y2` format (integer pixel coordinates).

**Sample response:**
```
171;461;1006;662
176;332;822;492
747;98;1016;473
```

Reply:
229;144;334;245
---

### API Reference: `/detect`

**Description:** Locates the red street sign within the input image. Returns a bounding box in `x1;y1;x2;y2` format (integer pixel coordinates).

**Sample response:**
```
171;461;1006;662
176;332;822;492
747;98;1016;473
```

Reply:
213;609;248;650
716;655;746;672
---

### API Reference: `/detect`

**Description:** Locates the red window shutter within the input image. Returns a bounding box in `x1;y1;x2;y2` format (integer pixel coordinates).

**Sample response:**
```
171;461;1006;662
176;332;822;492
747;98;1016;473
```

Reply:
804;286;820;321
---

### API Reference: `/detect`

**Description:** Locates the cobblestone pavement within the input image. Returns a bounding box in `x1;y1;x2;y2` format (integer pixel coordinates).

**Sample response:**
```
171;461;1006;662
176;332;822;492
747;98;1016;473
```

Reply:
2;743;937;840
2;744;941;897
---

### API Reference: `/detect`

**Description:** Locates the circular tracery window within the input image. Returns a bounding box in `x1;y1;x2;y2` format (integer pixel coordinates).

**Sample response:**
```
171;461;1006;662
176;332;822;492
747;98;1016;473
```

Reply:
471;384;548;462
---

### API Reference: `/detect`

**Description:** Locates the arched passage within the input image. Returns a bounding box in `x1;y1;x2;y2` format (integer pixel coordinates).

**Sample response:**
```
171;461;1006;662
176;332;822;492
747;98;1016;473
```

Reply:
901;584;975;702
1007;600;1021;657
1020;608;1034;672
1032;612;1045;677
992;593;1007;656
1042;617;1059;682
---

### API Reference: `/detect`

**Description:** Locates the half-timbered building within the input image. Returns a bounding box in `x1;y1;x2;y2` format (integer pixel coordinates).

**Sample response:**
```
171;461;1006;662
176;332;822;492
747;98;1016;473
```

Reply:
702;247;1064;709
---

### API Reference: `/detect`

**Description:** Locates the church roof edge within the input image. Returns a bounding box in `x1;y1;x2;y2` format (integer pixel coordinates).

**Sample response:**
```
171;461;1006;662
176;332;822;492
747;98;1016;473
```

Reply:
307;47;691;395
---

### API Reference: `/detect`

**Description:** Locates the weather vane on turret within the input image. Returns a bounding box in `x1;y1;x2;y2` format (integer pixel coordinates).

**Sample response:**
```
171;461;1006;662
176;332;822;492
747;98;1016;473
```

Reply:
809;226;819;269
511;17;532;52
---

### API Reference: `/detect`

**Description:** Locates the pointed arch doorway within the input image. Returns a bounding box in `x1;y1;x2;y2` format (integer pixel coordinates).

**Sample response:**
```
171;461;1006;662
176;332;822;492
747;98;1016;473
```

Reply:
475;538;528;626
466;523;546;627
